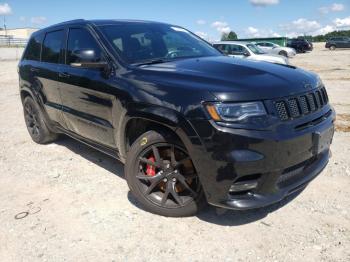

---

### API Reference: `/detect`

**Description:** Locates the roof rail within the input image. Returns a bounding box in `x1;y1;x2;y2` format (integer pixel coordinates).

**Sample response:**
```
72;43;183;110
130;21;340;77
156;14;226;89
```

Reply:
50;19;86;27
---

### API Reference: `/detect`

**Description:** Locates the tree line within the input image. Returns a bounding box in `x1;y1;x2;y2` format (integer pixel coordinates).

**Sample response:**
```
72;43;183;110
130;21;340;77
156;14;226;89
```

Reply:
307;30;350;42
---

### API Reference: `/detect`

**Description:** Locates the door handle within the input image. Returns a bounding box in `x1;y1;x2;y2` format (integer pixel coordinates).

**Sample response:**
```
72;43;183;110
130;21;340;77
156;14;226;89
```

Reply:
30;67;39;72
59;72;70;78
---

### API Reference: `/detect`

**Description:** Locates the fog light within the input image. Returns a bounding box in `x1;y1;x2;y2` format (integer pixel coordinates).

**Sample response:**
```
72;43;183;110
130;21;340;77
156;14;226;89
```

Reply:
229;181;258;193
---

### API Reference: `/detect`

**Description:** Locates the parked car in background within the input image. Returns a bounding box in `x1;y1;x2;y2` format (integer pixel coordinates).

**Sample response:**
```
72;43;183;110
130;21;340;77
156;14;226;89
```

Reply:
325;37;350;50
254;41;296;58
213;41;289;64
287;38;313;53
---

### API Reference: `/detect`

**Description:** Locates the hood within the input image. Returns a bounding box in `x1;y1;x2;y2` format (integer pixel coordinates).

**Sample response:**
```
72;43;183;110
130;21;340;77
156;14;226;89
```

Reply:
254;54;288;64
135;56;320;101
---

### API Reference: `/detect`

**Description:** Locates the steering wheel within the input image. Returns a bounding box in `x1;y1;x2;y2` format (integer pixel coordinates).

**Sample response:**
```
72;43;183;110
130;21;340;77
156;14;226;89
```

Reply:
165;50;181;59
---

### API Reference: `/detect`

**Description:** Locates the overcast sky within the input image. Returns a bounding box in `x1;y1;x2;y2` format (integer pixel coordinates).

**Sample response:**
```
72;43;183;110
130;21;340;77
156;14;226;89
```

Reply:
0;0;349;40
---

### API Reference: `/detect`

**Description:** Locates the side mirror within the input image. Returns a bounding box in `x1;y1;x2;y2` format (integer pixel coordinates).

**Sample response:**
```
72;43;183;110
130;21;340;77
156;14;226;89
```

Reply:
70;49;108;69
243;51;250;57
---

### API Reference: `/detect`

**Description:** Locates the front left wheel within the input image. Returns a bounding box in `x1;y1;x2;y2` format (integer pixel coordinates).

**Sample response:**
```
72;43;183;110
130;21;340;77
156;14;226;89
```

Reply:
125;130;206;217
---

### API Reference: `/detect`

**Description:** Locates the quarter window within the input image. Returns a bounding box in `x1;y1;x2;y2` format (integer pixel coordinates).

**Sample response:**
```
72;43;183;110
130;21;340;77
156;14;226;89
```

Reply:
23;34;43;61
41;30;64;64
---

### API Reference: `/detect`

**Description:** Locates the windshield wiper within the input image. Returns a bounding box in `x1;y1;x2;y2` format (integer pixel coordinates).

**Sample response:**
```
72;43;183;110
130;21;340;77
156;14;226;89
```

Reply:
132;59;169;66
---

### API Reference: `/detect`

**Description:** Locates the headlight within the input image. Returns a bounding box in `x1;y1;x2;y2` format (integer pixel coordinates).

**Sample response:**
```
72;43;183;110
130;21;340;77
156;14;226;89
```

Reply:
206;102;267;122
316;76;324;88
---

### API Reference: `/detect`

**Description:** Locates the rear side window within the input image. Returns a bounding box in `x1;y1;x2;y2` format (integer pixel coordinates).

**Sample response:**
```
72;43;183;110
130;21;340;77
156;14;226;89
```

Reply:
66;28;103;64
230;44;245;55
41;30;64;64
23;34;43;61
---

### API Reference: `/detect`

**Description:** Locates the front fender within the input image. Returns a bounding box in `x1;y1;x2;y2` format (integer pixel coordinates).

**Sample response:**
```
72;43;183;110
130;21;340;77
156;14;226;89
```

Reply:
118;102;204;165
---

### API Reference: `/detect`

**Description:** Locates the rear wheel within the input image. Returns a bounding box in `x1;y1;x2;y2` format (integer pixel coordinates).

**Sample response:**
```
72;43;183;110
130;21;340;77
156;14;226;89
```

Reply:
23;96;58;144
125;130;206;217
278;51;288;57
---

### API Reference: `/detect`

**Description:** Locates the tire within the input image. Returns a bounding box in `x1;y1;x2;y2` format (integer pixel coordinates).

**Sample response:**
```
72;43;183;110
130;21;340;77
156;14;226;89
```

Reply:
279;51;288;57
329;45;336;51
125;130;206;217
23;96;58;144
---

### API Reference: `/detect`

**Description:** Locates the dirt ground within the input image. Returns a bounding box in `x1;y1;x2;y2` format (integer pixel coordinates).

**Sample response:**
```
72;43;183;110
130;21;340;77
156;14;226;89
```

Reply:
0;43;349;262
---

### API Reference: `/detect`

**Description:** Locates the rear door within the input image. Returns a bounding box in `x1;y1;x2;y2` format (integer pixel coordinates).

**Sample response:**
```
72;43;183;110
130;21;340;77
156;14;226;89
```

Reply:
58;26;117;148
343;38;350;48
228;44;246;58
35;29;67;126
256;43;268;51
336;38;345;48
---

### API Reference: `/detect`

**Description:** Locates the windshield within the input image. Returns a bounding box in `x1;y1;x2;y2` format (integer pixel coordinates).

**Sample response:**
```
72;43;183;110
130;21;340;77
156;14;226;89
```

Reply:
98;23;222;64
247;44;265;55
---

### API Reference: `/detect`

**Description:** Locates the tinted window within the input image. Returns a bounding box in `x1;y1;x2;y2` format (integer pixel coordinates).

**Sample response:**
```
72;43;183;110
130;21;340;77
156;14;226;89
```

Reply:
41;30;64;64
99;24;221;64
66;28;103;64
213;44;229;54
247;44;265;54
23;34;43;61
230;44;245;55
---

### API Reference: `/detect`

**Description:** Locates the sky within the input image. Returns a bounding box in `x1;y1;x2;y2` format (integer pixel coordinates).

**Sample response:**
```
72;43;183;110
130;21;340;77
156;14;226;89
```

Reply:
0;0;350;40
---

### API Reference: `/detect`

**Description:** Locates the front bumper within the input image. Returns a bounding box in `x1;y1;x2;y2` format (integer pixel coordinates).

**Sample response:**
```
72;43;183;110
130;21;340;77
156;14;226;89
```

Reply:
189;108;335;210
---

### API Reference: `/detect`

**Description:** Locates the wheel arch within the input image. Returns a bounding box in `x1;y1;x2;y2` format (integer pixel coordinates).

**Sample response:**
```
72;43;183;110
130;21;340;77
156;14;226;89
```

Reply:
20;88;35;103
118;109;203;163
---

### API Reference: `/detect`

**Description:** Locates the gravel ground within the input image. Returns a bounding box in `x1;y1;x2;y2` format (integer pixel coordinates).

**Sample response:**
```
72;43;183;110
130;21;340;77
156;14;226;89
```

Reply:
0;43;349;261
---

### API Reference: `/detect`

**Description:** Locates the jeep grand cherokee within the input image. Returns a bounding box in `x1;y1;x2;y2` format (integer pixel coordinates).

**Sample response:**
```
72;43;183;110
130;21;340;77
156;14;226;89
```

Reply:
18;19;335;217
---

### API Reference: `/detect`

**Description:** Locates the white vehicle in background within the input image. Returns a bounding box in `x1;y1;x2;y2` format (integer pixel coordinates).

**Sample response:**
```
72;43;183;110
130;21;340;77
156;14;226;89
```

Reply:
212;41;289;65
254;41;296;58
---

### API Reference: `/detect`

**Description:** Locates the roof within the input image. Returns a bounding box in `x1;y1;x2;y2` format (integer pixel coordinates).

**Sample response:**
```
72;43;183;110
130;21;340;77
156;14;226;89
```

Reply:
32;19;173;35
213;41;251;45
89;19;171;26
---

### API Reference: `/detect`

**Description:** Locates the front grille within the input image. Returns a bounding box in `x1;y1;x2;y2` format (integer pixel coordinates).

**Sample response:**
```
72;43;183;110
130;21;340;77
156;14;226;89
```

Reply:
274;87;329;121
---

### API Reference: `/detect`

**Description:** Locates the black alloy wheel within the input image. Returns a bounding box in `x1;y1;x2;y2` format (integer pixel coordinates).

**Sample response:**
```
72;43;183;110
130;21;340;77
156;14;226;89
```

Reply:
24;100;41;139
23;96;58;144
125;131;205;217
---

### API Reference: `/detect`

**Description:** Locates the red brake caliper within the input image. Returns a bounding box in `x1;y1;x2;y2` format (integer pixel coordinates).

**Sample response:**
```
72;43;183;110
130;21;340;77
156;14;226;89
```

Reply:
146;156;156;176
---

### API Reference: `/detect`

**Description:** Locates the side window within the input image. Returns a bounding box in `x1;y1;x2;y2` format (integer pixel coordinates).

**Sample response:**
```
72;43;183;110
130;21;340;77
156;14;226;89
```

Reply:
23;34;43;61
230;45;244;55
265;43;274;47
41;30;64;64
214;44;227;54
66;28;103;64
113;38;123;52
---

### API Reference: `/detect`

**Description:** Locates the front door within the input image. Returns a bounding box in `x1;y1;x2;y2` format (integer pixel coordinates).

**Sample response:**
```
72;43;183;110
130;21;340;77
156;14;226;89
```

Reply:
58;26;117;148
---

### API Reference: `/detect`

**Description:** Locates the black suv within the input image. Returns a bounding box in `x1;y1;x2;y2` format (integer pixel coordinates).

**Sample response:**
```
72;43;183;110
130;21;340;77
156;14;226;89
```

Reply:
325;37;350;50
287;38;313;53
19;19;335;217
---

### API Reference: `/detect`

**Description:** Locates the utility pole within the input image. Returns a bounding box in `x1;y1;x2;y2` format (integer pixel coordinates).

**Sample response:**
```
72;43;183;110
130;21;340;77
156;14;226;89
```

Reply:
3;16;7;36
